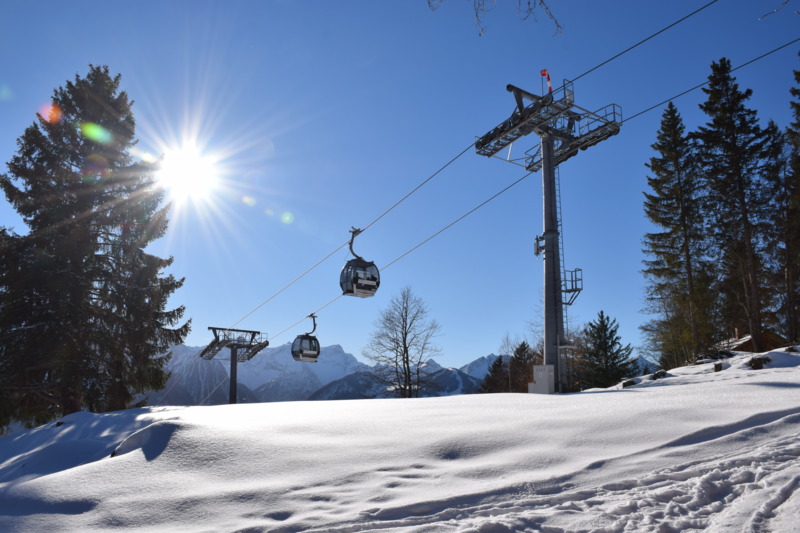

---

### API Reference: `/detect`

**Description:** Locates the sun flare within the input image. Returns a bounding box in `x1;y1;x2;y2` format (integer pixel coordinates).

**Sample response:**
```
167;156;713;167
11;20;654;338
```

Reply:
157;143;221;203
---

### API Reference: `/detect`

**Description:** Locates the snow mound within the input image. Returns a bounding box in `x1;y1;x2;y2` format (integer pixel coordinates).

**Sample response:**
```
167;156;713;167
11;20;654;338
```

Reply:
111;420;183;460
0;350;798;532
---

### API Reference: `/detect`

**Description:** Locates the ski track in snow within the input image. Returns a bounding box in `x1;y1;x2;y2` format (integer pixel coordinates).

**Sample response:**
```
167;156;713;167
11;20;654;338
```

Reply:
294;412;800;533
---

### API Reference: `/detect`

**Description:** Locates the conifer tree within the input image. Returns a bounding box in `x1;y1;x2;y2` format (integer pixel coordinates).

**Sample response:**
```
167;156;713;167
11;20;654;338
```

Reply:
694;58;770;351
479;355;509;393
479;336;543;393
761;121;796;342
508;341;536;393
577;311;637;389
0;65;189;428
769;61;800;343
642;102;715;367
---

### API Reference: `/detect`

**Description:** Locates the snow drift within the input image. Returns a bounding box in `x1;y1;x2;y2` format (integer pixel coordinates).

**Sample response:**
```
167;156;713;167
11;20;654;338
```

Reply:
1;350;799;532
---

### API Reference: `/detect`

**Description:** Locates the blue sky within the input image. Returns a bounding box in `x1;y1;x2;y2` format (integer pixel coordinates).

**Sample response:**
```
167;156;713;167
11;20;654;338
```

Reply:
1;1;798;368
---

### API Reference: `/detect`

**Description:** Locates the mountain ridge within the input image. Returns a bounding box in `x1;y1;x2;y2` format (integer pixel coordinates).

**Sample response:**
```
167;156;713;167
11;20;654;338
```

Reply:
148;344;491;405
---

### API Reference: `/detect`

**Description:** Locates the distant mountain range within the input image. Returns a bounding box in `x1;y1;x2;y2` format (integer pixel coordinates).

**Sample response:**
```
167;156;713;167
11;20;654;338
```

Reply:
144;344;495;406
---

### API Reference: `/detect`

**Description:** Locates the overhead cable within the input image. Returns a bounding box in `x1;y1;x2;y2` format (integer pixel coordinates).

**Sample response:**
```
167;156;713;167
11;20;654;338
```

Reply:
161;142;476;405
624;36;800;123
571;0;721;83
381;171;534;270
223;141;475;332
266;169;536;350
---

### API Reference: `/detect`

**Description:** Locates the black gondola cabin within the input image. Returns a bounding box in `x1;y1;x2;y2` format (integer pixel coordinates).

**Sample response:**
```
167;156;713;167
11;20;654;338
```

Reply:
340;258;380;298
291;334;320;362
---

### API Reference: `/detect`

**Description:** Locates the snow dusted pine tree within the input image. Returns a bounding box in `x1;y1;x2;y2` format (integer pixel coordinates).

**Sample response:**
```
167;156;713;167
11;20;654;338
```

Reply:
0;66;189;429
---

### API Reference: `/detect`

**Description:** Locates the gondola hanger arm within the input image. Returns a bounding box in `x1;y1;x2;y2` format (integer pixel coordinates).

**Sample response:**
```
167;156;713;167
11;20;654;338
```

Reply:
348;227;365;261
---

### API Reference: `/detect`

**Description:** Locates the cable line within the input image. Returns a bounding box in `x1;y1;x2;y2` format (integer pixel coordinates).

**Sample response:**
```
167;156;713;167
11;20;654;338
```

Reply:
623;36;800;123
226;241;350;330
222;141;475;332
382;171;535;271
156;246;349;405
266;168;536;352
270;294;344;343
181;143;477;404
159;141;476;405
198;376;227;406
200;296;345;403
572;0;720;83
361;142;475;233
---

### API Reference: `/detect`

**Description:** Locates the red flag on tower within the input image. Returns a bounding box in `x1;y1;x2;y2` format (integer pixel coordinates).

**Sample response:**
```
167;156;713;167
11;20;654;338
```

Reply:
540;69;553;93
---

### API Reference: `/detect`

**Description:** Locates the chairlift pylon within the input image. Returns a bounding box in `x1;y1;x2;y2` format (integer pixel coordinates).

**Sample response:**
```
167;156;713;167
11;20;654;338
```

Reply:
291;314;321;362
340;227;380;298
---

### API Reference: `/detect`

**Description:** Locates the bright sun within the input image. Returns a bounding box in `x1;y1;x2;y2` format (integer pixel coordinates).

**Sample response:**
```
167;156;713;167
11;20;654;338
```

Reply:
157;144;220;203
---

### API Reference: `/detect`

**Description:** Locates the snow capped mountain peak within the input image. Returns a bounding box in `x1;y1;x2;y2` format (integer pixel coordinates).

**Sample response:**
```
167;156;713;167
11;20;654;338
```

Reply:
459;353;502;380
152;344;485;405
155;344;374;405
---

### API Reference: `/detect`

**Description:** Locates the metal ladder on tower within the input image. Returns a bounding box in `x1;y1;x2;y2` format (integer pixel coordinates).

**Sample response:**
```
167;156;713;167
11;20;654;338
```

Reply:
556;166;583;315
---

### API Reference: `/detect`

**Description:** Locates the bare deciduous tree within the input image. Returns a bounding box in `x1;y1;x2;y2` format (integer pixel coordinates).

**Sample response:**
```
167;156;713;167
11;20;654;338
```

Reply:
363;286;441;398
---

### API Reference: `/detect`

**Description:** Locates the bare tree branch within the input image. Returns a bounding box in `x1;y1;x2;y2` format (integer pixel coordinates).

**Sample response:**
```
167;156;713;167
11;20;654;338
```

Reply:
427;0;561;36
759;0;799;20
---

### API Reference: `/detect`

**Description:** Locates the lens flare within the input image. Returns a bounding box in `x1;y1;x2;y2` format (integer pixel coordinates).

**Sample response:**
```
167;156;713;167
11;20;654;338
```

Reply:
81;154;110;182
242;195;257;207
39;103;62;124
130;147;156;163
80;122;112;144
281;212;294;224
0;83;12;101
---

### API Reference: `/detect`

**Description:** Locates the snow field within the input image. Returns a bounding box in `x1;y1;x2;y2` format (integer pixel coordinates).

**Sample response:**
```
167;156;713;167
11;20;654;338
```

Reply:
1;350;799;532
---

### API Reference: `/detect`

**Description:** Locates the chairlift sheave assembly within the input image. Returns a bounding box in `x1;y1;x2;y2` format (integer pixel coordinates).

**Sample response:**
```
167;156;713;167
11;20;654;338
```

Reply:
291;314;321;363
340;227;380;298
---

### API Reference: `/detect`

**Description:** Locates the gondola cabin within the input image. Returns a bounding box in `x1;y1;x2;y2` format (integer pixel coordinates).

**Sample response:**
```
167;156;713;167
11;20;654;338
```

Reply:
340;258;380;298
291;334;320;362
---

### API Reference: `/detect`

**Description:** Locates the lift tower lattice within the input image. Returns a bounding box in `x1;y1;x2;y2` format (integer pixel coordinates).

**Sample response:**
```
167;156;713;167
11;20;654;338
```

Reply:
199;327;270;404
475;77;621;393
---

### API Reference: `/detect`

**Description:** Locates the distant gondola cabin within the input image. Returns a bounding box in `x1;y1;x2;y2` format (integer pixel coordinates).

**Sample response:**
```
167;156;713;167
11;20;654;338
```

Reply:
291;334;320;362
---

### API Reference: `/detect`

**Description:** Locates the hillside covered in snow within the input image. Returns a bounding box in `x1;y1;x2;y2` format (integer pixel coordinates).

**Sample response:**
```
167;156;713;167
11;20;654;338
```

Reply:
1;349;799;532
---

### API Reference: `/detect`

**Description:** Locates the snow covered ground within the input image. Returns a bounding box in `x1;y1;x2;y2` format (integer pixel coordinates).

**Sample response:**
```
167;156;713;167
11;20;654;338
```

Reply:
1;350;799;532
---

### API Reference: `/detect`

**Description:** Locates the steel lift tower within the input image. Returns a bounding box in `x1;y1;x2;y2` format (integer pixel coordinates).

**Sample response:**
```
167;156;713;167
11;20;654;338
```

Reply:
199;327;270;403
476;76;621;393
